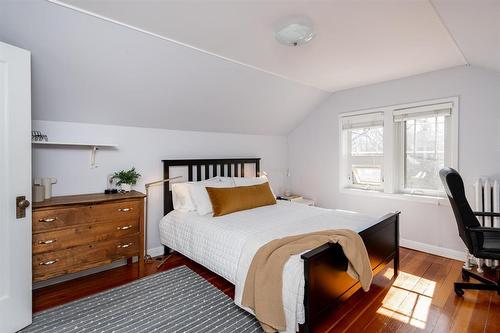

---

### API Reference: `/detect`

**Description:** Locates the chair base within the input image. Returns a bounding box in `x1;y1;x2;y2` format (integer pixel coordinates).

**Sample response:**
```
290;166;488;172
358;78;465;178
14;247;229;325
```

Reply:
454;267;500;296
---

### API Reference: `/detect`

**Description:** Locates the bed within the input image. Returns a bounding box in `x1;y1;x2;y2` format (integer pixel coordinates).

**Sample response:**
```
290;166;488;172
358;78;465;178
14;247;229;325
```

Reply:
161;158;399;333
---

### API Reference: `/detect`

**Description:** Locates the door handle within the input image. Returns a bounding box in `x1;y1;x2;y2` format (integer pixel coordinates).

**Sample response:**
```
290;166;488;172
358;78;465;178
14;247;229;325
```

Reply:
16;196;30;219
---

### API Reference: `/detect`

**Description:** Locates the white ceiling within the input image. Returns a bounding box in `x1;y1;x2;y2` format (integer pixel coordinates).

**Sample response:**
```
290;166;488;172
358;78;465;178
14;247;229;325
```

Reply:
1;0;498;135
432;0;500;73
54;0;467;92
0;0;328;135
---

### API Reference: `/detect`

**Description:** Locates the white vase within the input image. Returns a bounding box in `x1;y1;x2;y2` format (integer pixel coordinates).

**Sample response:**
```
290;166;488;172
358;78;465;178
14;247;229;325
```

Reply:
121;183;132;192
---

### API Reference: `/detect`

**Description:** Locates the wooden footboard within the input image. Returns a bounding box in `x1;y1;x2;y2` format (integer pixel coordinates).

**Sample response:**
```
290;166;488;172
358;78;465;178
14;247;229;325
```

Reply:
300;212;400;333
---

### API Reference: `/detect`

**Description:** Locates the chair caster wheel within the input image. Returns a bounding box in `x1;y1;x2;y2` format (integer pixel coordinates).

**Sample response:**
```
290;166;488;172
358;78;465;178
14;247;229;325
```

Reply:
455;287;464;297
462;271;470;281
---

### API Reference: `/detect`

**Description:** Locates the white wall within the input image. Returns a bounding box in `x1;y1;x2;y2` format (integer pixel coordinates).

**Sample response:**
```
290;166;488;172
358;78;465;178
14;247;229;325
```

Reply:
33;120;288;254
288;65;500;260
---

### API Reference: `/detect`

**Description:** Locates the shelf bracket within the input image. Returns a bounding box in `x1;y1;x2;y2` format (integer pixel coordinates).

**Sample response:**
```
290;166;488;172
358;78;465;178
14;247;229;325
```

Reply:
90;146;99;169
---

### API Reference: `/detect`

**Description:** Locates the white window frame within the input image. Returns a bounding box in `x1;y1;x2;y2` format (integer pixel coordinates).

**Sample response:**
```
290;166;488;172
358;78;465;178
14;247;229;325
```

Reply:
340;112;384;191
339;97;459;202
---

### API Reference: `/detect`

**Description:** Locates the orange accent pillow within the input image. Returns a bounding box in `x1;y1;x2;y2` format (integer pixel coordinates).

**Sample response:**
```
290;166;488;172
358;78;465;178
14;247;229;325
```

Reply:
206;182;277;217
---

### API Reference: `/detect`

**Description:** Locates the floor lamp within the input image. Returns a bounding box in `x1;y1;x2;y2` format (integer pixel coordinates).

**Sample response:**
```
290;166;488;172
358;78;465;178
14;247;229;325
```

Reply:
144;176;182;266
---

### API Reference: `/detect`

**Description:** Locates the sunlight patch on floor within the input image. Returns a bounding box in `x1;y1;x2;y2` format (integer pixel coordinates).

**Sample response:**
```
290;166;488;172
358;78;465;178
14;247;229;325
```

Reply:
376;271;436;329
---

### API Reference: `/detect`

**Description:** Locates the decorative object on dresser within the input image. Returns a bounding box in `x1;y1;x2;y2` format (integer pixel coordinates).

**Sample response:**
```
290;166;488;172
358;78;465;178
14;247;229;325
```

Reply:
144;176;182;267
32;191;146;282
104;174;119;194
112;167;141;192
33;177;57;199
32;184;45;203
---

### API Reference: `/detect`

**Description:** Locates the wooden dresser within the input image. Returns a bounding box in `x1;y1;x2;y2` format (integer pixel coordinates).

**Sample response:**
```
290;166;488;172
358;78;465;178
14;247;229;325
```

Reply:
32;191;146;282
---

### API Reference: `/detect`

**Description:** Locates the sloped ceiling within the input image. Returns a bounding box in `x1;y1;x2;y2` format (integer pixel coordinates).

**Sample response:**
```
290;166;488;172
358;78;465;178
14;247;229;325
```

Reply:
0;0;328;135
432;0;500;73
1;1;497;135
54;0;466;92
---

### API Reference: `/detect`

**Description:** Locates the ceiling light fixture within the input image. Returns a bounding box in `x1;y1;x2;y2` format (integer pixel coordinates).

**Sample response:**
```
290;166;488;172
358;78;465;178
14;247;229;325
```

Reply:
275;23;315;47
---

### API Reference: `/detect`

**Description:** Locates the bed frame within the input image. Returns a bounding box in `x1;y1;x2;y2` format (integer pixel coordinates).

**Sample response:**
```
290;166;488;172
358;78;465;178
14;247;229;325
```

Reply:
162;158;399;333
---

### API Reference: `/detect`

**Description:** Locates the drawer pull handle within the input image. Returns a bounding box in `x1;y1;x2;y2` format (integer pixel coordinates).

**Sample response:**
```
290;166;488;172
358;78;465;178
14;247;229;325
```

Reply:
39;259;59;266
118;208;132;212
39;217;57;223
38;239;56;245
117;243;133;248
117;225;133;230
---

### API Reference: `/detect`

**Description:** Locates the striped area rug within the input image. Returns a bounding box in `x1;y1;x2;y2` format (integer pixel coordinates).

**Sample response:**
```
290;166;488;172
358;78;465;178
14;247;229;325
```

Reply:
22;266;262;333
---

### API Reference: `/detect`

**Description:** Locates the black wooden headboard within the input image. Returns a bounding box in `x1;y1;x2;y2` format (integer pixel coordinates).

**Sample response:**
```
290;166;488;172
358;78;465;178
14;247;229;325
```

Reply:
162;158;261;215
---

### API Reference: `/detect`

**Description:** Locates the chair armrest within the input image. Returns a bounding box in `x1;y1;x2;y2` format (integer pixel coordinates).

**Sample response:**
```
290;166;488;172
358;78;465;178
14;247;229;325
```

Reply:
466;226;500;233
473;211;500;217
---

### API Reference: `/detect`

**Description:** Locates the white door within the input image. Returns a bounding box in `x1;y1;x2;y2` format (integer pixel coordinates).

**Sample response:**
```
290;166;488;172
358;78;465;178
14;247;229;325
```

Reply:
0;42;32;332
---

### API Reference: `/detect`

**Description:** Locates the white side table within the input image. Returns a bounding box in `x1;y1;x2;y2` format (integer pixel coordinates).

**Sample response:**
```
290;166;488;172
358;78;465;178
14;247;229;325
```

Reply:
291;198;315;206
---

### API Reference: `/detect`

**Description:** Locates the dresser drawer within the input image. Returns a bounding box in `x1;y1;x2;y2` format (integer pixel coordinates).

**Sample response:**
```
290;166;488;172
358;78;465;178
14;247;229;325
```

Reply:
33;235;139;281
33;200;141;233
91;200;141;223
33;206;92;233
33;219;139;254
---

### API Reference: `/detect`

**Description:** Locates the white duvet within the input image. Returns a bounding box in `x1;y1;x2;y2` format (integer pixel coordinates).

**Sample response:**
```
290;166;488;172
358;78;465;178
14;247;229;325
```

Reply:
159;201;377;332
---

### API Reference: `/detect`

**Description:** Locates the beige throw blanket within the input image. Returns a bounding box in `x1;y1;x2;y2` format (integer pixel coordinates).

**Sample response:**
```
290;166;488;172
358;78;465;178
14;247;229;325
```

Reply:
241;229;372;333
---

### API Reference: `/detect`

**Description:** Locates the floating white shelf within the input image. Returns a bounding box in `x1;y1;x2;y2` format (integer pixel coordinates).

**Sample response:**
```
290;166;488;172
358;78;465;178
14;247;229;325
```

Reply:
32;141;118;168
32;141;118;148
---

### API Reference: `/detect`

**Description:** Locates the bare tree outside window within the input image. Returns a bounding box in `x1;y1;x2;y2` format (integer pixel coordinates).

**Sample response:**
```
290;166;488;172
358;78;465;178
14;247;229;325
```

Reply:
404;116;446;191
350;127;383;187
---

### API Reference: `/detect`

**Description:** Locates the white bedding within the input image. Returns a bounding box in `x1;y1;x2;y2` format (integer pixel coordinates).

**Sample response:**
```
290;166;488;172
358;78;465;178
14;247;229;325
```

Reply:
159;201;378;332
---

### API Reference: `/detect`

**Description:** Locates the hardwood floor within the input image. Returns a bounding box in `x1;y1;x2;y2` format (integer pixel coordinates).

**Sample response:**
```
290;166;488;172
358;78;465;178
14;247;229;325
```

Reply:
33;248;499;332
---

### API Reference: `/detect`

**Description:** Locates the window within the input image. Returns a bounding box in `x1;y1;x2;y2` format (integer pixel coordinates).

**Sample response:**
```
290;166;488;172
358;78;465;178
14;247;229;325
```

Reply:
340;98;458;198
342;112;384;190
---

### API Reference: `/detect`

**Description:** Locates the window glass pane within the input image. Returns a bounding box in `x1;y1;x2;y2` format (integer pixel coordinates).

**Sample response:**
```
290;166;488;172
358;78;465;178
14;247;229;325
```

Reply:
352;166;382;185
349;127;383;187
351;127;383;156
404;116;446;191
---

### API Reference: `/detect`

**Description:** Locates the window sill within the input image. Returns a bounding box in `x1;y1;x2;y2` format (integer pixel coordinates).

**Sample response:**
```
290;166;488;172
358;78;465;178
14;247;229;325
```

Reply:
340;187;450;206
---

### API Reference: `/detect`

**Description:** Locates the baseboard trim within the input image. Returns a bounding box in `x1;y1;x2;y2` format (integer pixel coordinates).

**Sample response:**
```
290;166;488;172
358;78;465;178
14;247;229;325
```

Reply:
401;238;465;262
147;246;165;258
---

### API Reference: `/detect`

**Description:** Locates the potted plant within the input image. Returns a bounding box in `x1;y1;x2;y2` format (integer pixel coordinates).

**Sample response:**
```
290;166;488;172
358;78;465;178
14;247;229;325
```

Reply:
112;167;141;192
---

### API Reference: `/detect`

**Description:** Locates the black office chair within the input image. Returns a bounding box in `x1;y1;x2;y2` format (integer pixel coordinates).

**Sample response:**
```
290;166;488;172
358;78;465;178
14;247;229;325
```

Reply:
439;168;500;296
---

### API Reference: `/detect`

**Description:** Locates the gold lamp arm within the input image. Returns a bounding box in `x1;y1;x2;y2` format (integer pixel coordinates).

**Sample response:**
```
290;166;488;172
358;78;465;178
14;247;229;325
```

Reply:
145;176;182;189
144;176;182;264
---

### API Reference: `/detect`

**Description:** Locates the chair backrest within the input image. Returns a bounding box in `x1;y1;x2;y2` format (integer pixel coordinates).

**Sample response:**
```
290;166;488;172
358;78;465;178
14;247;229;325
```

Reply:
439;168;482;253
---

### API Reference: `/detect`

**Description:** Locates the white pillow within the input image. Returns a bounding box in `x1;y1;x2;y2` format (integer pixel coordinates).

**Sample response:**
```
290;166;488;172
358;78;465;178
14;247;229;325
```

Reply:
233;176;267;187
233;176;275;197
171;183;196;212
189;177;235;215
211;176;235;184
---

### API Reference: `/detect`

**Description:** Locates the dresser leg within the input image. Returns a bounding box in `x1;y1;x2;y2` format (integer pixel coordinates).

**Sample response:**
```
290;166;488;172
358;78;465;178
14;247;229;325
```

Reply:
127;257;133;265
138;255;145;277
